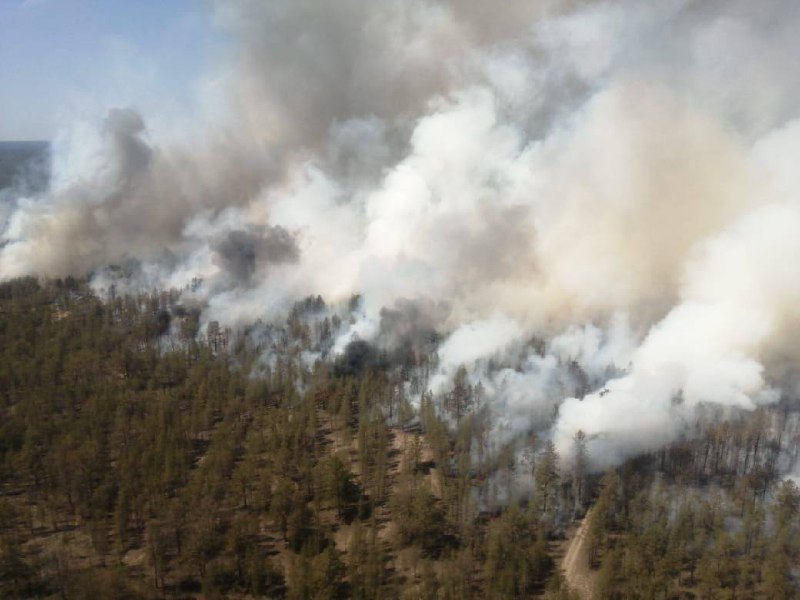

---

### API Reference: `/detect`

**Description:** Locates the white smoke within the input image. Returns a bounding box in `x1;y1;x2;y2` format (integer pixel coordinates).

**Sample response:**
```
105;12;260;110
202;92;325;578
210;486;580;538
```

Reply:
4;0;800;468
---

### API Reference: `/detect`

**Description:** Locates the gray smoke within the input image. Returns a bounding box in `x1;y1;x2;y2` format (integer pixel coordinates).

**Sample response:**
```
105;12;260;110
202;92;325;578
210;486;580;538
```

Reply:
213;226;299;286
376;298;447;364
4;0;800;469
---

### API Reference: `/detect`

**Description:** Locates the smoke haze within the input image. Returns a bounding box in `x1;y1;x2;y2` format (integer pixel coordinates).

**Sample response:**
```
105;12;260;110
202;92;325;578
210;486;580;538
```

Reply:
3;0;800;468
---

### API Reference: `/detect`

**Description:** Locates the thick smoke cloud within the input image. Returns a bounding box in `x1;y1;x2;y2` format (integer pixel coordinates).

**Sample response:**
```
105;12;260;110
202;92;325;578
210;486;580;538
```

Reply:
377;298;446;365
4;0;800;469
213;226;299;286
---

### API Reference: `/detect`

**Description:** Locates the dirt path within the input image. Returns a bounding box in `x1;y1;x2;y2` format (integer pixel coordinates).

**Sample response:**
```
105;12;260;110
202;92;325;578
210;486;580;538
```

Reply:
561;508;594;599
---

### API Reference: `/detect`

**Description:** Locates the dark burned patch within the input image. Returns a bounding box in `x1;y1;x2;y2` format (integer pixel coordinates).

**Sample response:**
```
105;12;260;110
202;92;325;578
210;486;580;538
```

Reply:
333;339;387;377
414;459;436;475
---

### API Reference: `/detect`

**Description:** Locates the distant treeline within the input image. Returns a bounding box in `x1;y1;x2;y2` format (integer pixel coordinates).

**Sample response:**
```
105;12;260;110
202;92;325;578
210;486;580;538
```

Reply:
0;141;50;192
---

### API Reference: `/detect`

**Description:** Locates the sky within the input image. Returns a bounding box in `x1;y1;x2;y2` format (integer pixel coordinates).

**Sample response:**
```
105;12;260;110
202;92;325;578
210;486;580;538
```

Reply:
0;0;222;140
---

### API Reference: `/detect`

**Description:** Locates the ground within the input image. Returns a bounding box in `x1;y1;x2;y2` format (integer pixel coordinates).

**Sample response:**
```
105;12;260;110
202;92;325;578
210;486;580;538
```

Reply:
561;508;595;599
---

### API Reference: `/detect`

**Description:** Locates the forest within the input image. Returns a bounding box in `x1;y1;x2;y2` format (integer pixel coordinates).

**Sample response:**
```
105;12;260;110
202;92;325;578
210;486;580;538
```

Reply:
0;277;798;599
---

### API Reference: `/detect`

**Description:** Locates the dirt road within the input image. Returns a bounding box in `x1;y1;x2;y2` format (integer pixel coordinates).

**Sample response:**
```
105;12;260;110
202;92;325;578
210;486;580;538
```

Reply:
561;508;594;599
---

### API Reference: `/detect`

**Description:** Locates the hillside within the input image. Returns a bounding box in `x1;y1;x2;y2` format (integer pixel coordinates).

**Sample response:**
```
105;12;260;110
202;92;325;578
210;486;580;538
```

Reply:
0;278;798;599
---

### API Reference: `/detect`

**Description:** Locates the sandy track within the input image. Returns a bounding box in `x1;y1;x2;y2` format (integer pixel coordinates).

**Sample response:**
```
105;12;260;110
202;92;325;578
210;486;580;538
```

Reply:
561;508;593;599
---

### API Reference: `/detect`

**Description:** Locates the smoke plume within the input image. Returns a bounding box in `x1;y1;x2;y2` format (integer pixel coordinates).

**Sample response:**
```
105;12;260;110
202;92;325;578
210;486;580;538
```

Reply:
4;0;800;469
